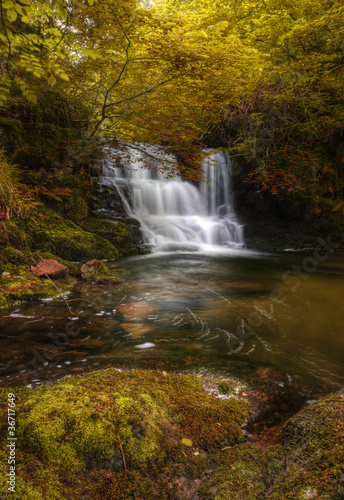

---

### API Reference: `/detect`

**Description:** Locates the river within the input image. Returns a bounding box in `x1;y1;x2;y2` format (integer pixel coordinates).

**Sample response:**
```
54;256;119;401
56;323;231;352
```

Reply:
1;248;344;392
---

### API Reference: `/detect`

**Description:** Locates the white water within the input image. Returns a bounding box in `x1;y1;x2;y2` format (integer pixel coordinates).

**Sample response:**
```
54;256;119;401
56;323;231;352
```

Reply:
103;143;244;252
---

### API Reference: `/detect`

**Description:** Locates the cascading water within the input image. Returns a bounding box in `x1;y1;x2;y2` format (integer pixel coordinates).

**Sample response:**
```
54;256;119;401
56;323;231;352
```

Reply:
103;143;244;252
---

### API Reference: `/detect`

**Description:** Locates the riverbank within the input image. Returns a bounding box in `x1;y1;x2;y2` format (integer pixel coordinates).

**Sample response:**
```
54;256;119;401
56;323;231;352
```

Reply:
0;188;142;309
0;367;342;499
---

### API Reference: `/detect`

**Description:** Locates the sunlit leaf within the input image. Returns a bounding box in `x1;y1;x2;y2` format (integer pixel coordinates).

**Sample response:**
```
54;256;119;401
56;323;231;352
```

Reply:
181;438;193;447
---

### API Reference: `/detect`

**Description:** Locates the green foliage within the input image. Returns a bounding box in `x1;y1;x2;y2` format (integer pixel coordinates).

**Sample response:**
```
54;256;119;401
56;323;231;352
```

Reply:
0;0;70;105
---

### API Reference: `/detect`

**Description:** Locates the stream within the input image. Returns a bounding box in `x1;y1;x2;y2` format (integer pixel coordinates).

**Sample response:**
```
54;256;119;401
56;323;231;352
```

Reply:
1;248;344;393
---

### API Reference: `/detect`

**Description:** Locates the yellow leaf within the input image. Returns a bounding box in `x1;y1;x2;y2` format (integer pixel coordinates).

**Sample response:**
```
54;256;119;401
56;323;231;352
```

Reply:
47;74;56;87
2;0;14;9
181;438;193;447
7;9;17;22
14;3;23;15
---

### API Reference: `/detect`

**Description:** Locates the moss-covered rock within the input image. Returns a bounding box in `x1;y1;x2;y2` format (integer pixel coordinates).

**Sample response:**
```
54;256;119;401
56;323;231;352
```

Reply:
0;369;250;499
199;393;344;500
0;369;342;499
267;393;344;500
10;212;120;262
80;259;123;284
199;444;283;500
0;270;75;309
84;217;139;256
29;221;119;262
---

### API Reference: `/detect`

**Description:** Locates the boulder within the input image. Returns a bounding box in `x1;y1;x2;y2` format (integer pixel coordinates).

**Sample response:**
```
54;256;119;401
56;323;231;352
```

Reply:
30;259;68;279
81;259;122;284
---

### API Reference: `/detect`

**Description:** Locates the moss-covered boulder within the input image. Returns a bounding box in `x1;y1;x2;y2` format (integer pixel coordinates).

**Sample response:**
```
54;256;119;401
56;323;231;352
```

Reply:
199;444;283;500
267;393;344;500
30;221;119;262
200;393;344;500
80;259;123;284
1;218;119;264
84;217;139;256
0;369;250;499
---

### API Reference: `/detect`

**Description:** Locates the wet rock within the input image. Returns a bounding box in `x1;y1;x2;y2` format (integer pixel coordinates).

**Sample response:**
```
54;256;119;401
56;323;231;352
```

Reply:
137;243;152;255
117;301;159;321
125;217;141;227
93;183;128;218
81;259;122;284
30;259;68;279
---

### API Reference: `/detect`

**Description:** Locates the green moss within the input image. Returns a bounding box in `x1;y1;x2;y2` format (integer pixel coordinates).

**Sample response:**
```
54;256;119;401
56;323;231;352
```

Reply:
84;217;139;257
267;394;344;499
18;212;119;262
218;381;231;394
33;224;119;261
0;369;250;498
199;444;275;500
0;270;75;308
198;393;344;500
80;259;123;284
21;171;91;224
1;370;343;499
2;221;30;250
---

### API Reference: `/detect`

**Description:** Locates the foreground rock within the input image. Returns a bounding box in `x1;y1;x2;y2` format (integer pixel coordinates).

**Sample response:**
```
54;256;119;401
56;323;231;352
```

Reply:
30;258;68;279
0;369;250;499
0;369;342;499
81;259;123;284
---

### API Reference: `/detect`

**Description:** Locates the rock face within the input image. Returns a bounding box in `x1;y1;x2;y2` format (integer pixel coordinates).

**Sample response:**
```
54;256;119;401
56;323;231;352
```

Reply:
30;259;68;279
117;301;159;322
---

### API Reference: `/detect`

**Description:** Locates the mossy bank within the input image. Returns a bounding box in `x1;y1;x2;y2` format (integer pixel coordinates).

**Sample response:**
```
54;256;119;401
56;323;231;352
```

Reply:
0;171;142;309
0;369;343;500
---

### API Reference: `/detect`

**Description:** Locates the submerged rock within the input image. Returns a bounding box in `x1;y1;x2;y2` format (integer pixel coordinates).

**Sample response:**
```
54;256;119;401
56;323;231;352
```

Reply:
120;322;153;337
30;258;68;279
117;300;159;321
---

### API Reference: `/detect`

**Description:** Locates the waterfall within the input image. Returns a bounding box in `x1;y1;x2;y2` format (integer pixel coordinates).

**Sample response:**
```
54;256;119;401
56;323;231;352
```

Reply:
102;143;244;252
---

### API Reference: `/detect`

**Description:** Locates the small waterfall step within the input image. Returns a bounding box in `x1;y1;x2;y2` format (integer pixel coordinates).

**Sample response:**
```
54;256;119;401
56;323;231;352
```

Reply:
103;143;244;252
